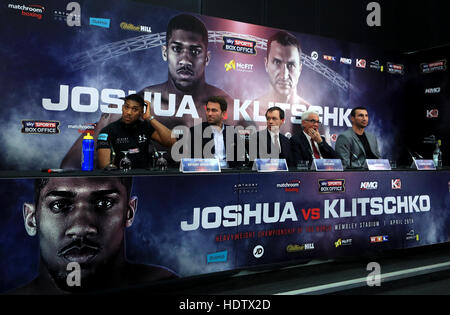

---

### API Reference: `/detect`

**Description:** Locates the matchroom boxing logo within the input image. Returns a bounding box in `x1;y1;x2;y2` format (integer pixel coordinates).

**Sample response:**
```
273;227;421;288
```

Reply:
7;3;45;20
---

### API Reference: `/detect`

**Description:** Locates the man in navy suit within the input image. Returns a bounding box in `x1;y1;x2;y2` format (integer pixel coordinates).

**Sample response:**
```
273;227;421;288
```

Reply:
188;96;242;168
290;110;339;166
249;106;294;167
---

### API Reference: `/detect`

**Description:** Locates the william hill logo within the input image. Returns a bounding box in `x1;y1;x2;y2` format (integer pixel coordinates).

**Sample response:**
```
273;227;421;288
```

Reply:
224;59;254;73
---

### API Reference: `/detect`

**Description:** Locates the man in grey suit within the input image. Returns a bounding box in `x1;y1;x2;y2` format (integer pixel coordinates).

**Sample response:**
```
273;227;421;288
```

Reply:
335;106;381;168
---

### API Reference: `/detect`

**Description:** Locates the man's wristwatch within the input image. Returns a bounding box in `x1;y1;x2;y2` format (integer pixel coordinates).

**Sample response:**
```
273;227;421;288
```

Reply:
148;115;155;121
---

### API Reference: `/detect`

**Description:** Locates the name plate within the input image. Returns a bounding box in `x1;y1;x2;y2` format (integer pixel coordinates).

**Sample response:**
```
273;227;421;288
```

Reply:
180;158;221;173
253;159;288;172
412;159;436;170
311;159;343;171
365;159;391;170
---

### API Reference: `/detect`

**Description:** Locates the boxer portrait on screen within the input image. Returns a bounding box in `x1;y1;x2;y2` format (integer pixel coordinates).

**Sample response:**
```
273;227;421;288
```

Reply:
255;30;310;111
9;177;177;294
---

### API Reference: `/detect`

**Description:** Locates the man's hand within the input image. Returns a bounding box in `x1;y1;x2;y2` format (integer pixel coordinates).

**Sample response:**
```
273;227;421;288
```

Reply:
307;128;322;144
142;100;152;121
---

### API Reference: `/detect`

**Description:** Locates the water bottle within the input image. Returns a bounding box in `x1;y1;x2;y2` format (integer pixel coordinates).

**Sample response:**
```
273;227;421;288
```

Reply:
433;139;442;168
82;133;94;171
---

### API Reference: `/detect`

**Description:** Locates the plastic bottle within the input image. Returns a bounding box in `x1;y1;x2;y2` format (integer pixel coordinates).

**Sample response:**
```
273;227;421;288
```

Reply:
433;139;442;168
82;133;94;171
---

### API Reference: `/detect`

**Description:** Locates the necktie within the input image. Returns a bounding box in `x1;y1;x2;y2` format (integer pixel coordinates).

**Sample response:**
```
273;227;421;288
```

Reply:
311;139;320;159
273;134;281;154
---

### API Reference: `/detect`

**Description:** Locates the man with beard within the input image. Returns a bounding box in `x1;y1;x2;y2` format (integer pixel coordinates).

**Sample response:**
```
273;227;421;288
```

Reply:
60;13;232;169
187;96;242;169
10;177;177;294
335;106;381;168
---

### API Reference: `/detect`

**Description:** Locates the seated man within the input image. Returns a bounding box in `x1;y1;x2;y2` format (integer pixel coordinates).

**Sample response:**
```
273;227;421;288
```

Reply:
335;106;381;168
96;94;175;169
188;96;242;168
249;106;294;167
290;110;339;166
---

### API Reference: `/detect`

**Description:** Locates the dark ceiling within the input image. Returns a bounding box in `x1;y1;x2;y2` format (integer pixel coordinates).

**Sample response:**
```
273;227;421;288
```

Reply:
137;0;450;53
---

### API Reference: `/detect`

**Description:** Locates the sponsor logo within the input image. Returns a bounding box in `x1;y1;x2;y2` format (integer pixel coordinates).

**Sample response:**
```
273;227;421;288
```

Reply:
370;60;384;72
224;59;254;72
223;36;256;55
120;22;151;33
425;87;441;94
89;17;110;28
286;243;314;252
116;137;129;144
7;3;45;20
319;179;345;193
138;134;147;143
206;250;228;264
420;59;447;74
360;181;378;190
391;179;401;190
405;230;419;242
334;238;352;248
340;57;352;65
68;123;95;134
356;59;367;68
370;235;388;243
387;62;404;75
311;51;319;60
21;120;60;134
426;109;439;118
233;183;258;194
98;133;108;141
253;245;264;258
323;55;336;62
276;180;301;192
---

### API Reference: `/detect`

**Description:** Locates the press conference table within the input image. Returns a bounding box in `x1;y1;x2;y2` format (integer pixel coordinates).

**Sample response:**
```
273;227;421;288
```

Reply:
1;167;449;294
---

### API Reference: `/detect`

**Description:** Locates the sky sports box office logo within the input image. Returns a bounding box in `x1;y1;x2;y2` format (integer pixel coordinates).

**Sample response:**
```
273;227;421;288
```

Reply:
223;36;257;55
21;120;60;134
319;179;345;193
420;59;447;74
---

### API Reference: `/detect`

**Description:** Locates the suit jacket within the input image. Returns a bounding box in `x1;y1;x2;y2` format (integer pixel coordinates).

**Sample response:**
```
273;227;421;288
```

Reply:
290;131;339;165
335;129;381;168
249;129;295;167
189;122;242;168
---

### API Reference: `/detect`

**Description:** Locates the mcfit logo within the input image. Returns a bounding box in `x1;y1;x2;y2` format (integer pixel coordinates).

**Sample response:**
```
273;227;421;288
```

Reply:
225;60;235;72
224;59;254;72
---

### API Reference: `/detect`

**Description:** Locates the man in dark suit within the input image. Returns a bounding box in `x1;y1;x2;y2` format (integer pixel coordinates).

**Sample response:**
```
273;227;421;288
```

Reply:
249;106;294;167
188;96;242;168
290;110;339;166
